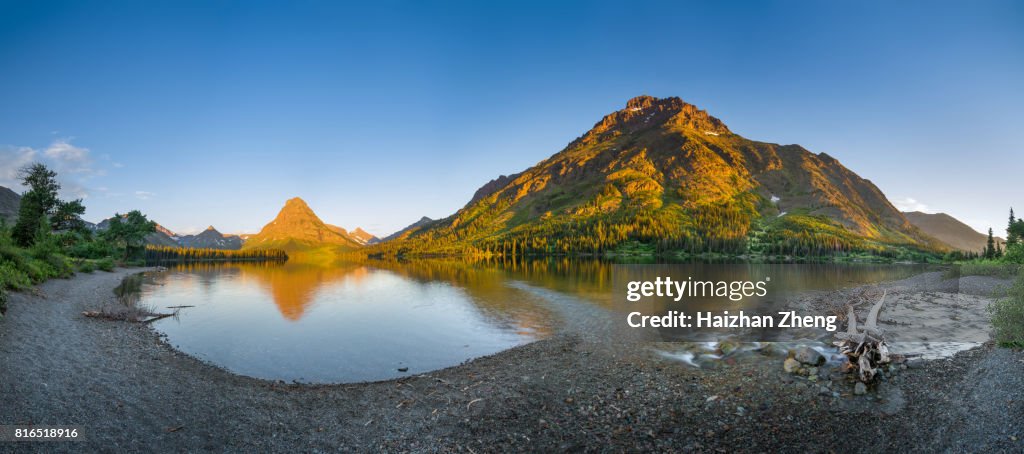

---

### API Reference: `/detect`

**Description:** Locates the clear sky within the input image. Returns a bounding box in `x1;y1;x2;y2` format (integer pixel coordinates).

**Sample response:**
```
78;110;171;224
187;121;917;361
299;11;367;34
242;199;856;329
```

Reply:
1;0;1021;236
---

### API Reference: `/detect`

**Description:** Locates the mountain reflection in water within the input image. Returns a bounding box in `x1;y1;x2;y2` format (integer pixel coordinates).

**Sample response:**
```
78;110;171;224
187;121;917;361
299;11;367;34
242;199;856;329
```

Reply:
139;258;935;383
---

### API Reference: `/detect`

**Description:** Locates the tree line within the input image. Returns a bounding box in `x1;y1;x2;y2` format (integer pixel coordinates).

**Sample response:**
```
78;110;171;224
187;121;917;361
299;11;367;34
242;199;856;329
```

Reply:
145;245;287;263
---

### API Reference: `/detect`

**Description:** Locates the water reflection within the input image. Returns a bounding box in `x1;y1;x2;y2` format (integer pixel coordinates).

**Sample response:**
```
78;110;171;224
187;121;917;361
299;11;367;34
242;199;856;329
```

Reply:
138;258;962;383
141;260;559;382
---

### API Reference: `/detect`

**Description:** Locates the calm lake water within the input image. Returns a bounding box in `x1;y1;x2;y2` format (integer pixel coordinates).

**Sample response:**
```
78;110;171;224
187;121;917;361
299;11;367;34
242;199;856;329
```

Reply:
136;259;940;383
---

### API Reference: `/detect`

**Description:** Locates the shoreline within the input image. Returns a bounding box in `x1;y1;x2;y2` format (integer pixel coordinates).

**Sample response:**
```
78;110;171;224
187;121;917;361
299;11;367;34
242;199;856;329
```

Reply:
1;268;1022;452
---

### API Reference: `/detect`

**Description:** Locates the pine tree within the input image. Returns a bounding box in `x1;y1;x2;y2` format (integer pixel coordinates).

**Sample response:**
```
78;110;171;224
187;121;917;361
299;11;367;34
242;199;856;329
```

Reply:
1008;207;1019;247
985;228;997;259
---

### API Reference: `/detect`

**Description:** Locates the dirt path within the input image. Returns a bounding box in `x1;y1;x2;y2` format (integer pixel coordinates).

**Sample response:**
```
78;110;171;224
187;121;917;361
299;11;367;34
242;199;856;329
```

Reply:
1;269;1021;452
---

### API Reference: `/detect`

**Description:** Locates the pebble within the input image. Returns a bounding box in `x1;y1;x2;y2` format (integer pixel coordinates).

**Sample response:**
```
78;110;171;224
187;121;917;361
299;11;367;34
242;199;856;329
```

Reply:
783;358;800;373
794;347;825;366
854;382;868;395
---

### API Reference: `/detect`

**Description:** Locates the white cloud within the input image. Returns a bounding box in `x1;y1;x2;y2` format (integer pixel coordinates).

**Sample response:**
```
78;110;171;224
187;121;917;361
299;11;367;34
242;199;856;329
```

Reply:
44;139;90;167
0;145;37;188
0;138;109;200
134;191;156;200
892;197;932;213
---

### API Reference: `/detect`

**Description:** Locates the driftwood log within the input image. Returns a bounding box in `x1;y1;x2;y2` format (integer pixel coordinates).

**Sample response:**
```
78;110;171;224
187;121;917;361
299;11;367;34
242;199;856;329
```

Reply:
833;289;890;382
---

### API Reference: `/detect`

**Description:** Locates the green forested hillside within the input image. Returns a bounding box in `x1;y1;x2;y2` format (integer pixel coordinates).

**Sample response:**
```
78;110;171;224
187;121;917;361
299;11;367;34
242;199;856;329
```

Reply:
368;96;942;258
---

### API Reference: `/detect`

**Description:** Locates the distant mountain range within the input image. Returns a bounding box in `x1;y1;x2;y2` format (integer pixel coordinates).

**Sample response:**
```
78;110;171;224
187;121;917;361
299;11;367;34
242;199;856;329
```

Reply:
94;217;242;250
372;96;943;256
0;94;1010;260
178;226;244;250
903;211;1002;253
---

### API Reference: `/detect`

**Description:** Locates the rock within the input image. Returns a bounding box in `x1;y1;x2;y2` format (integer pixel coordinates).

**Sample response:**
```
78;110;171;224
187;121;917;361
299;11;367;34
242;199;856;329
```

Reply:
854;382;868;395
906;359;925;369
819;386;831;396
397;367;409;372
794;347;825;366
807;375;818;383
718;341;739;356
783;358;801;374
807;366;818;376
759;343;786;357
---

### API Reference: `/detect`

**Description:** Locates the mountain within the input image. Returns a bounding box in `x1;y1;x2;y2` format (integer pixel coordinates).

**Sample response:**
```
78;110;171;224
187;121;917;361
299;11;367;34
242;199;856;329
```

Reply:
380;96;938;256
0;186;20;224
146;224;180;247
178;226;243;250
903;211;1001;253
242;197;362;252
95;217;180;247
349;228;380;245
382;216;435;242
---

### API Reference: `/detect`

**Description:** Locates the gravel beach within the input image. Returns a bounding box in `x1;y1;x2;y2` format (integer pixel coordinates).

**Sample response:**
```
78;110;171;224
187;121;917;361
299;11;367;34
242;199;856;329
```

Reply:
1;268;1022;453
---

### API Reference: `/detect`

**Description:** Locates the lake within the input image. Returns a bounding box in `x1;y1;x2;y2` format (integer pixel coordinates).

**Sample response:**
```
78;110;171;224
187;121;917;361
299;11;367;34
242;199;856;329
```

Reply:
135;259;946;383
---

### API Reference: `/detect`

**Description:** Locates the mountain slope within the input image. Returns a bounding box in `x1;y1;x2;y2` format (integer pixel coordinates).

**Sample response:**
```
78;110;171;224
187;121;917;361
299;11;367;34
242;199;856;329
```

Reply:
178;226;243;250
903;211;999;253
349;228;380;245
242;198;362;252
381;96;937;256
0;186;20;224
382;216;435;242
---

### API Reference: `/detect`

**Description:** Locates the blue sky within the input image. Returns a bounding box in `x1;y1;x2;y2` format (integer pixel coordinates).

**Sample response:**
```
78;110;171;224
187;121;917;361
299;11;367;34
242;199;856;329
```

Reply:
1;1;1021;236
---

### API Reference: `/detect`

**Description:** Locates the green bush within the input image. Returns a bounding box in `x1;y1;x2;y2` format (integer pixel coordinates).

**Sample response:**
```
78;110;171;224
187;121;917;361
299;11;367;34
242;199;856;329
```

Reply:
96;258;115;272
1003;244;1024;264
959;261;1021;278
76;260;96;273
989;271;1024;347
67;239;116;259
0;260;33;290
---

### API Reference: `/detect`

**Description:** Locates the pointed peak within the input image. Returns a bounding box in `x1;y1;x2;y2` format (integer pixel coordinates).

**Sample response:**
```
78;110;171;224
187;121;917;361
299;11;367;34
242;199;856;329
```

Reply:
205;225;217;231
285;197;309;207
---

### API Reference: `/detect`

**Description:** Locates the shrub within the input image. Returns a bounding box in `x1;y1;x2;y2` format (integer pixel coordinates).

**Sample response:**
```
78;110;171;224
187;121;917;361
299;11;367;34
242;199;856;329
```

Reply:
0;261;33;290
67;239;116;259
77;260;96;273
960;261;1021;278
1003;244;1024;265
989;270;1024;347
96;258;115;272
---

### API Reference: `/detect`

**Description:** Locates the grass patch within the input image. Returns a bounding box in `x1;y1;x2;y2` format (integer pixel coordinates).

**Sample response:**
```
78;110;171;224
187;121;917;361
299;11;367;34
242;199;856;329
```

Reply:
959;261;1021;278
989;270;1024;347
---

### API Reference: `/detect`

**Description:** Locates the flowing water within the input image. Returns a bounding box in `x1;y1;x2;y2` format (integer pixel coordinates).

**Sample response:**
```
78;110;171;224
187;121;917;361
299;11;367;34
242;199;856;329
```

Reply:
131;259;987;383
